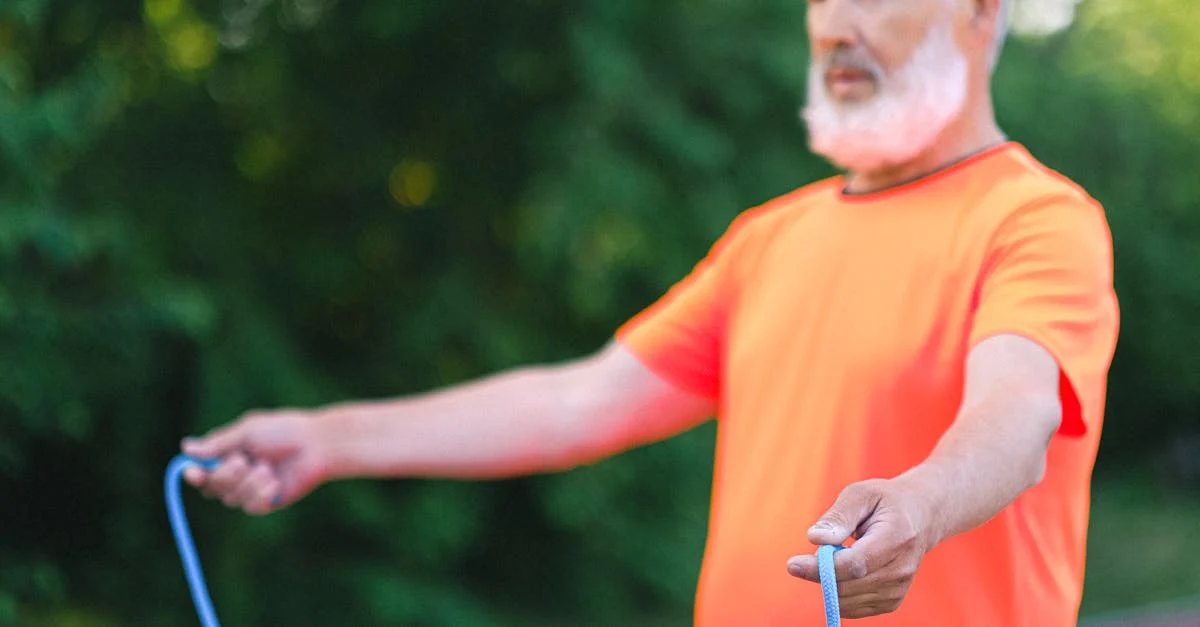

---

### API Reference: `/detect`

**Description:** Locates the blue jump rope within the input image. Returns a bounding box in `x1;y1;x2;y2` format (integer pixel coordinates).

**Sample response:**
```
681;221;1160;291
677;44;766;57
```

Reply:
166;454;847;627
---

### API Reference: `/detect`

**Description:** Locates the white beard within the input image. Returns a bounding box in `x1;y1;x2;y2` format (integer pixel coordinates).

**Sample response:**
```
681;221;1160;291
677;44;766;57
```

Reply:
802;21;969;172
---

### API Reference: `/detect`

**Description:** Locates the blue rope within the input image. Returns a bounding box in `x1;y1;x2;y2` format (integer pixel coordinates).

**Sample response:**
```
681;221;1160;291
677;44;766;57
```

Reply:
166;452;843;627
818;544;845;627
165;454;222;627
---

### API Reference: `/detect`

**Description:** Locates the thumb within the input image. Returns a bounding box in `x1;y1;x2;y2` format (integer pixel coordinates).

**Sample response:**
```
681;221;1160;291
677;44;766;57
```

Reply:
808;483;879;546
181;423;246;460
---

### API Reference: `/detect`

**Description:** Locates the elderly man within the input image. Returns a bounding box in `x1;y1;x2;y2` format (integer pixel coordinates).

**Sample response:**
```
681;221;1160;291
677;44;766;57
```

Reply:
183;0;1119;624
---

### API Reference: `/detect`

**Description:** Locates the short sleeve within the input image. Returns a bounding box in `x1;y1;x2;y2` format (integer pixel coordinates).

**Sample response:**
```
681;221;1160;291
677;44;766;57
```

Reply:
615;210;766;401
969;196;1120;437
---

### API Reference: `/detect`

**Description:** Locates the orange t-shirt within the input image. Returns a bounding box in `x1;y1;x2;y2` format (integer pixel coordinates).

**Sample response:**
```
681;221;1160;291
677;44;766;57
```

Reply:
615;143;1120;626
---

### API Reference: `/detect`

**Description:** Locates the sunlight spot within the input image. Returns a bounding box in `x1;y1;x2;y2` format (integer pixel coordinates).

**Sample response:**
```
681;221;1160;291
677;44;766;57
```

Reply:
1011;0;1081;37
166;20;217;72
389;160;437;208
144;0;183;27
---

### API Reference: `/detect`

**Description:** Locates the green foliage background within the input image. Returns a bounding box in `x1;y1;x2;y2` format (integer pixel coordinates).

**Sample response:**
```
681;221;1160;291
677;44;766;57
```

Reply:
2;1;1198;624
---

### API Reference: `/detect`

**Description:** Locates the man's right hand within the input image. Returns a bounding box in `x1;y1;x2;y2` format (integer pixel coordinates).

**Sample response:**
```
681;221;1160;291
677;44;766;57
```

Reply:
181;410;330;515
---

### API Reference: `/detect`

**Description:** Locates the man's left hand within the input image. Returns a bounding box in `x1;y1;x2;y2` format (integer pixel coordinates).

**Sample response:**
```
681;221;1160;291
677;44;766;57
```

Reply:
786;477;942;619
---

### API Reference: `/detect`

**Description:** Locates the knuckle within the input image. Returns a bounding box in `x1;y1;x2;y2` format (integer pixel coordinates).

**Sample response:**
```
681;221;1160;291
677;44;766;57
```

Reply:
236;413;269;434
821;511;850;528
853;478;885;494
839;482;869;500
849;555;869;579
239;410;265;423
250;463;272;481
895;529;920;552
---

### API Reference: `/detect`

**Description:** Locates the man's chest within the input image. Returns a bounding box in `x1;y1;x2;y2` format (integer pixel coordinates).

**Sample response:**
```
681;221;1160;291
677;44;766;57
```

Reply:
725;214;987;397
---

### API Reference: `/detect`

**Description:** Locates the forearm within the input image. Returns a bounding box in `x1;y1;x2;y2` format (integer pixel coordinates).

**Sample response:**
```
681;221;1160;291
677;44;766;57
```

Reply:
897;393;1062;547
313;364;593;480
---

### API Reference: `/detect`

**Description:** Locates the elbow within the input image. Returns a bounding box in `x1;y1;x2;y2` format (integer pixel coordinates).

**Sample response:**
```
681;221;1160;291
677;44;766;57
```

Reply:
553;389;621;471
1024;395;1062;490
1026;455;1048;491
545;357;645;471
484;365;592;475
537;367;609;472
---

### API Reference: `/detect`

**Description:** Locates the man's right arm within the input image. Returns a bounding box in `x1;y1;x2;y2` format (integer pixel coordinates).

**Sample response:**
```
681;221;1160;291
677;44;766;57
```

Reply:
181;340;714;514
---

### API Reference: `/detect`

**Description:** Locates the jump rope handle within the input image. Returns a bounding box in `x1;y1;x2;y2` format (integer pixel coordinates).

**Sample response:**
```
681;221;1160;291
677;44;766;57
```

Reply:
166;454;222;627
818;544;845;627
168;454;843;627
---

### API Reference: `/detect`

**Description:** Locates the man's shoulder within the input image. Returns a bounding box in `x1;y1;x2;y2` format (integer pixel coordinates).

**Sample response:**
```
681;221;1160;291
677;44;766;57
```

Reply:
986;145;1104;214
967;147;1114;263
721;177;842;241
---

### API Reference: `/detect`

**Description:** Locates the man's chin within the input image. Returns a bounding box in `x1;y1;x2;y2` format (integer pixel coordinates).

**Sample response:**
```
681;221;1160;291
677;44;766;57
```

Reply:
808;140;893;174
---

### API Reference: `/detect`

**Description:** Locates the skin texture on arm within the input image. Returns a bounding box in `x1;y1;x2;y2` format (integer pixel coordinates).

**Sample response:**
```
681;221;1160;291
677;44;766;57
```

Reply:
894;333;1063;542
182;340;714;514
787;334;1063;618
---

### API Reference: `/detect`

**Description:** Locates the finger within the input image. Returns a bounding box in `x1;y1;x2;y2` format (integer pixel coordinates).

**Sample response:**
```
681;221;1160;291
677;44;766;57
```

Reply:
838;591;903;619
842;601;897;620
788;547;870;582
786;555;819;583
182;420;251;460
808;483;881;547
204;453;250;501
834;568;898;598
228;461;275;510
244;477;283;516
833;543;889;581
785;560;900;617
183;466;207;487
835;519;916;583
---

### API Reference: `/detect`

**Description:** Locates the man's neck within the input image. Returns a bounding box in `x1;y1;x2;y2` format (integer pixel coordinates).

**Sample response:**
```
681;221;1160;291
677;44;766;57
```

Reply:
843;124;1007;195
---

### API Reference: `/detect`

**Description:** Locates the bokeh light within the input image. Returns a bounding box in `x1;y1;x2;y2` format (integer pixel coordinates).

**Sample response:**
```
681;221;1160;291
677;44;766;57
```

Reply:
389;159;437;208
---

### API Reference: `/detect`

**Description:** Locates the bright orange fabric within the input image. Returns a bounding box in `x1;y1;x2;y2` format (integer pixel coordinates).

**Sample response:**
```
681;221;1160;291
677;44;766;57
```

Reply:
616;143;1119;626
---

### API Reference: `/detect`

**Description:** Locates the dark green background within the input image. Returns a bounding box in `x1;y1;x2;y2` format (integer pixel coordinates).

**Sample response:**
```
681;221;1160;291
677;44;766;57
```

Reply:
2;1;1198;624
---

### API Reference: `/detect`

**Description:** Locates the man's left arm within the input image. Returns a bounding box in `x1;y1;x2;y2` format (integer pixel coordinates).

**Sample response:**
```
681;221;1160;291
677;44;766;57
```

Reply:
786;335;1061;619
786;195;1119;619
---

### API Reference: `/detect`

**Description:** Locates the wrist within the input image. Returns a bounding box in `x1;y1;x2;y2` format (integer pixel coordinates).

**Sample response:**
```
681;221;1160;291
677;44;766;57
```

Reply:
310;406;359;482
892;463;953;550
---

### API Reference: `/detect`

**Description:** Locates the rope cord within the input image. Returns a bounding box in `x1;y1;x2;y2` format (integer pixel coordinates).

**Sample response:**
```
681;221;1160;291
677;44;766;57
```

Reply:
167;453;845;626
818;543;846;626
166;454;221;627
